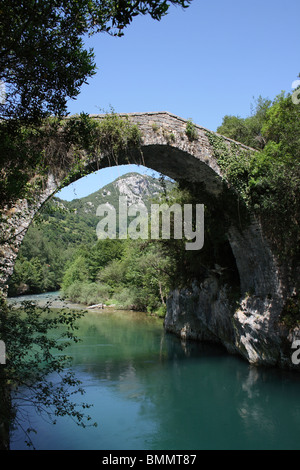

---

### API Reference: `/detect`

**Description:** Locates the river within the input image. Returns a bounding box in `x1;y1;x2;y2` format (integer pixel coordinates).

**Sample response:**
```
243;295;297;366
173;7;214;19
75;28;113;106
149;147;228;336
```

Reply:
7;292;300;450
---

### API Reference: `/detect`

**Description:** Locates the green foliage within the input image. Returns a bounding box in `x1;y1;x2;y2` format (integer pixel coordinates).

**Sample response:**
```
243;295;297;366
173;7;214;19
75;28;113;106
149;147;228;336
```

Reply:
12;171;241;316
261;92;300;159
152;122;160;132
8;173;172;296
61;255;92;292
0;1;94;121
206;132;253;203
0;0;195;448
1;0;183;207
0;112;142;208
61;180;241;313
280;293;300;330
92;111;142;166
9;256;57;296
8;197;98;296
61;238;175;314
97;258;128;287
213;92;300;270
217;96;272;149
62;238;125;290
63;281;112;306
0;297;95;448
185;118;198;141
156;304;167;318
0;0;191;122
156;182;241;289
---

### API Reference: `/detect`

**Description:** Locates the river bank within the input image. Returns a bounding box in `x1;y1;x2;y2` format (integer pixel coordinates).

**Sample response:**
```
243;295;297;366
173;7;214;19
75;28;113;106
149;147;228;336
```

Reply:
7;290;87;310
7;290;166;319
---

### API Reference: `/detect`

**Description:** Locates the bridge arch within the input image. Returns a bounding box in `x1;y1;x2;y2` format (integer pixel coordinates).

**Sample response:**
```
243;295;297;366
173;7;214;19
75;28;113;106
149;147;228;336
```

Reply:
2;111;292;367
0;112;280;299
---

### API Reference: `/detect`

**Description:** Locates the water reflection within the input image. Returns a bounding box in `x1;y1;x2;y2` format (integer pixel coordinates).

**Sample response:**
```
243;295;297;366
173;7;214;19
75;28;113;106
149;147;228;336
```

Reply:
9;295;300;450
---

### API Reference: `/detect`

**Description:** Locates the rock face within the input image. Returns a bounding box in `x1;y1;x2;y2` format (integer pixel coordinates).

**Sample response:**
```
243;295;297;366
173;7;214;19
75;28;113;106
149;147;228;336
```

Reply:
165;277;300;371
0;112;298;371
114;173;165;207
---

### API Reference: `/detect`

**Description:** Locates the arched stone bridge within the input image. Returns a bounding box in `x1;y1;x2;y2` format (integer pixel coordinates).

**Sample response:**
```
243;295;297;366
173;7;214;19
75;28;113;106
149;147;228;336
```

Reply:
0;111;295;369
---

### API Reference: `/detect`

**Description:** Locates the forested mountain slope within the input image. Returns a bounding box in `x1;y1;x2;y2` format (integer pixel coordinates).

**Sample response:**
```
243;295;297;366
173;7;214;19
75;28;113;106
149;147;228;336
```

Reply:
8;172;173;296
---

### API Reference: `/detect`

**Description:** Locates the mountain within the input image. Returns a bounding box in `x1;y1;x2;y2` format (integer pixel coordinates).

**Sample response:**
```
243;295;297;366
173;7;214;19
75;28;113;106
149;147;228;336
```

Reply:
65;172;174;216
8;173;174;296
55;172;174;239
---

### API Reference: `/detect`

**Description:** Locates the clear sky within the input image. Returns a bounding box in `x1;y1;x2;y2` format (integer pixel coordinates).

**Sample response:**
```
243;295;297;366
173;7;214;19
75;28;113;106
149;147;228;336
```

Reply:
57;0;300;200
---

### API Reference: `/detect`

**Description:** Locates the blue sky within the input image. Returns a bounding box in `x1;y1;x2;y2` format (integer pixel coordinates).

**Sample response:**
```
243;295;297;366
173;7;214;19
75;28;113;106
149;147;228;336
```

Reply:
57;0;300;200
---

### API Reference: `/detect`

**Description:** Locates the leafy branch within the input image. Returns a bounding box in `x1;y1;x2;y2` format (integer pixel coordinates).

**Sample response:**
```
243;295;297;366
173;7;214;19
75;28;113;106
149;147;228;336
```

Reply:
0;298;96;449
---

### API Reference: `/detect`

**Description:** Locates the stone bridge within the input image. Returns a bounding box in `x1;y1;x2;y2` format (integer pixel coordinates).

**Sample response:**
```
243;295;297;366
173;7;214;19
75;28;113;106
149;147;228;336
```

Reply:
0;111;297;369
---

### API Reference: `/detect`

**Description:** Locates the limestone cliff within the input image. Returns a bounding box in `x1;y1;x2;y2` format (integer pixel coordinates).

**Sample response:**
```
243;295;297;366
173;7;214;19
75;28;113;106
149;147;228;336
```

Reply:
164;277;300;371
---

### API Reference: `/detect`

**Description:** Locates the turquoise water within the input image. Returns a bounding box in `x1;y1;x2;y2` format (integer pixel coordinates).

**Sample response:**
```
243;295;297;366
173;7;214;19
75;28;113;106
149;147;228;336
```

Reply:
9;294;300;450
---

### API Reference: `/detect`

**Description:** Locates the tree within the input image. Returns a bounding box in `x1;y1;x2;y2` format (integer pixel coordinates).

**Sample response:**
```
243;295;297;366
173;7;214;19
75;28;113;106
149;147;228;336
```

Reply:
0;1;192;204
0;0;191;122
217;91;300;270
217;96;272;149
261;92;300;160
0;298;95;449
249;92;300;264
0;1;193;448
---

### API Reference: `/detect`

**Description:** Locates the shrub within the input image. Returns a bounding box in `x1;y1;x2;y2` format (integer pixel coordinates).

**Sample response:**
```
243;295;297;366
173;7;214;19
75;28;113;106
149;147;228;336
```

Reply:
185;118;198;141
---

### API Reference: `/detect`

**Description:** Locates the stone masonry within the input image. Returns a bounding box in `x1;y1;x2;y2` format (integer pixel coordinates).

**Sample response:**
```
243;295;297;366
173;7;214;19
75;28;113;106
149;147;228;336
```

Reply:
0;112;297;369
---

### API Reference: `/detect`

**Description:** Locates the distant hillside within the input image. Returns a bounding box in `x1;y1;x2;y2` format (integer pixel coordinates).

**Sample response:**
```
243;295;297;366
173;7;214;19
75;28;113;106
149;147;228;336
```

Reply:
8;173;174;296
65;171;173;214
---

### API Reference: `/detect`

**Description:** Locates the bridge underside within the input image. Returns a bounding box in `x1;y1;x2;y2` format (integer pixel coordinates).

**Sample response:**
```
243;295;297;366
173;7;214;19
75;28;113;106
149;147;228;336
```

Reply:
0;111;282;304
0;112;295;369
